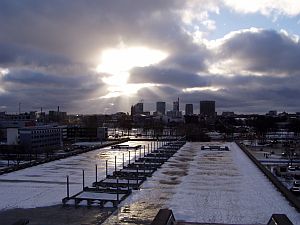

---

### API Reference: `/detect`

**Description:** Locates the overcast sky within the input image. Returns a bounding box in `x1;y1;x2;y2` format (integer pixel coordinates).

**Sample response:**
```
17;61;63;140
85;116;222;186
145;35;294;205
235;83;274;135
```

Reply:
1;0;300;114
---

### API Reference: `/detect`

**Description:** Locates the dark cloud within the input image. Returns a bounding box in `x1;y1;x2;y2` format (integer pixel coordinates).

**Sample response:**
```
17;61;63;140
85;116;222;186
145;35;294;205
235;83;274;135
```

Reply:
160;51;209;73
138;85;180;101
0;67;105;113
179;73;300;113
129;66;209;87
2;69;91;87
0;43;71;67
217;29;300;74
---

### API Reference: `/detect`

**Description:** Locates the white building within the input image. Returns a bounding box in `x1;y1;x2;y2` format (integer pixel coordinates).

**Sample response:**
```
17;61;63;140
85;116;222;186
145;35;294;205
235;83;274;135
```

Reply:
6;128;19;145
19;126;62;153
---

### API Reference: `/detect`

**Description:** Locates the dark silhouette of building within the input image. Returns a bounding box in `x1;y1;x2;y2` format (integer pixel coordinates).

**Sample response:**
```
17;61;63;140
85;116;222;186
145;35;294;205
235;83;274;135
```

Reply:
131;103;143;116
156;102;166;115
200;101;215;117
173;98;179;112
167;98;182;118
48;110;67;123
67;126;97;141
185;104;193;115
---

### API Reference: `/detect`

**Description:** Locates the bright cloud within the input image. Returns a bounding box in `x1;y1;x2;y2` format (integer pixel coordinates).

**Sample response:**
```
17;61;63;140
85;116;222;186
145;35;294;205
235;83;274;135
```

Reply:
0;68;9;93
223;0;300;17
0;67;9;77
204;27;300;76
96;46;167;76
182;86;221;92
99;83;160;99
96;46;167;98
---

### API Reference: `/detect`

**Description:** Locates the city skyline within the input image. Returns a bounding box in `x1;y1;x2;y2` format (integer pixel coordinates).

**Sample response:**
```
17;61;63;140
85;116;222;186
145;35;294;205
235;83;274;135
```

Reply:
1;1;300;114
2;99;299;116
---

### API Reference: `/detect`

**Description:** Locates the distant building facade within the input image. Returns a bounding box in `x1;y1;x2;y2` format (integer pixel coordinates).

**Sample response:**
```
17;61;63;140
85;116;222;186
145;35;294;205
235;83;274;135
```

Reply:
0;111;36;128
185;104;193;115
222;111;235;117
0;111;36;121
156;102;166;115
131;103;144;116
200;101;215;117
167;98;182;118
267;110;277;117
67;126;97;140
48;110;67;122
19;126;62;153
6;128;19;145
97;127;108;141
173;98;179;112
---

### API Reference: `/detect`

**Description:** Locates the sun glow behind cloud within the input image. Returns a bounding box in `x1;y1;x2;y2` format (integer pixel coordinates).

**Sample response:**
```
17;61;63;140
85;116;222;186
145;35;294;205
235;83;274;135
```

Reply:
182;86;221;93
0;67;9;76
0;68;9;93
97;47;167;75
96;46;167;98
100;83;161;99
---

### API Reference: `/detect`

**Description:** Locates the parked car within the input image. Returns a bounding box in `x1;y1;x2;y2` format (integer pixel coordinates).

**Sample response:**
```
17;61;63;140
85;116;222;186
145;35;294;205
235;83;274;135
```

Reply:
288;166;296;172
293;180;300;187
290;180;300;195
290;186;300;195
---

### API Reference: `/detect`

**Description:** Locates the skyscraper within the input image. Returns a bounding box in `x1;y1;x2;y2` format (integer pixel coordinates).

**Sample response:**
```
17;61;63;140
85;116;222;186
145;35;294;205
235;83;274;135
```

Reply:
167;98;182;118
131;102;143;116
200;101;215;117
156;101;166;115
173;98;179;112
185;104;193;115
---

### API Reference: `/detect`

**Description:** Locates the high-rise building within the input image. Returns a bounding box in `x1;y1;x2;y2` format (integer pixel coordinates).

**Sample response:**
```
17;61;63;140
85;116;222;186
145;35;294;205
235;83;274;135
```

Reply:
167;98;182;118
156;102;166;115
185;104;193;115
173;98;179;112
200;101;215;117
131;103;143;116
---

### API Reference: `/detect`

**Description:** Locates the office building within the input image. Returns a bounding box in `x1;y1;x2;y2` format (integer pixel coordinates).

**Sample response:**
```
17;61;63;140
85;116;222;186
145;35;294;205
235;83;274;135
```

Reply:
156;102;166;115
173;98;179;112
48;110;67;122
166;98;182;118
131;103;144;116
67;126;97;140
19;126;62;153
0;111;36;121
185;104;193;115
200;101;215;117
0;111;36;128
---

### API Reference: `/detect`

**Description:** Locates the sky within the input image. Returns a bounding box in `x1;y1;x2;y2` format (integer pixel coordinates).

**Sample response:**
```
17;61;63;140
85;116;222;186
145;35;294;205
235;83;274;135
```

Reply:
1;0;300;114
